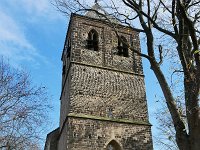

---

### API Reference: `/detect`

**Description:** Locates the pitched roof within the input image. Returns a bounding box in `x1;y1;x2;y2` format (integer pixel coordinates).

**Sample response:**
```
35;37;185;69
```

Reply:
85;3;120;24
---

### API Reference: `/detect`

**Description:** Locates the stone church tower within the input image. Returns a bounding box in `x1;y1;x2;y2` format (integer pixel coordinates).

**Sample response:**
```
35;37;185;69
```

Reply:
45;2;153;150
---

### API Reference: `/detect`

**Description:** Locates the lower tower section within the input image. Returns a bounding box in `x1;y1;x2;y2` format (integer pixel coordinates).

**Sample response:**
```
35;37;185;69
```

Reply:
57;63;153;150
62;116;152;150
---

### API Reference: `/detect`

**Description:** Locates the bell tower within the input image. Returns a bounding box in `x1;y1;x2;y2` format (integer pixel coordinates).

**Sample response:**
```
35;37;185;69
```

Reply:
58;2;153;150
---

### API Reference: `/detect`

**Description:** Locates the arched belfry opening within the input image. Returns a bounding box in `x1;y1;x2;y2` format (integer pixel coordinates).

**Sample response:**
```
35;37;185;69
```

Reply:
86;29;99;51
117;36;128;57
106;140;122;150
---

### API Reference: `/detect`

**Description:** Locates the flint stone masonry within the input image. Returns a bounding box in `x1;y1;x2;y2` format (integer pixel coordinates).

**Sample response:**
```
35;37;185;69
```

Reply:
45;12;153;150
69;64;148;121
60;117;152;150
69;14;143;75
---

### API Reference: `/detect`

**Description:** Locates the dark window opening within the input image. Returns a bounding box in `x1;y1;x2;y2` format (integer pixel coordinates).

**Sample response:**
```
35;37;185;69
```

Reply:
67;48;71;58
62;65;66;75
66;39;71;58
88;134;92;139
117;36;128;57
107;107;113;118
86;29;98;51
73;132;78;138
106;140;122;150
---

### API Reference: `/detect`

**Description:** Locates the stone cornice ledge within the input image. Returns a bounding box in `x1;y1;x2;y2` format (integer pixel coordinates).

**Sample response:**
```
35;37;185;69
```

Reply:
67;113;151;126
71;61;144;77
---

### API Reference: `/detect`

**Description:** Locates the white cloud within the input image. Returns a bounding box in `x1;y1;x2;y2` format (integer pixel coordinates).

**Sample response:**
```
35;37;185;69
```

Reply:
0;0;66;68
0;11;47;67
1;0;65;21
0;11;33;49
20;0;50;14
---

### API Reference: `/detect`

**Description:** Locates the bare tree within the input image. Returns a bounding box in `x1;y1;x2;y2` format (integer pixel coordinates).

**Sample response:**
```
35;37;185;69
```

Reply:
0;58;51;150
154;100;179;150
53;0;200;149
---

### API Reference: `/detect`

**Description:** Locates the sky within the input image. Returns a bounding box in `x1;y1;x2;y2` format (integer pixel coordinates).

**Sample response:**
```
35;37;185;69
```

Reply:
0;0;163;149
0;0;67;145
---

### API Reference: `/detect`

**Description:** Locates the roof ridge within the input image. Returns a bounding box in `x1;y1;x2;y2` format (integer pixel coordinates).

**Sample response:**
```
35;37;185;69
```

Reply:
85;3;120;24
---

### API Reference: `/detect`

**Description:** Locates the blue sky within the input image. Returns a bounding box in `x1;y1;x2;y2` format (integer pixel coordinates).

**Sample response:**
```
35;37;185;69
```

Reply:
0;0;163;149
0;0;67;126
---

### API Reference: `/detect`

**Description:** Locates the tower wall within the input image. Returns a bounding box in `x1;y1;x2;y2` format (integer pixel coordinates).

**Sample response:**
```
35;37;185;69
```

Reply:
69;64;148;121
63;117;152;150
58;14;153;150
70;14;143;74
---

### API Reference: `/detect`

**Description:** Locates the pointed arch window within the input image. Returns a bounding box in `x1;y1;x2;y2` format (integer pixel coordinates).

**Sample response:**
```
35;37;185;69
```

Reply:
106;140;122;150
117;36;128;57
86;29;99;51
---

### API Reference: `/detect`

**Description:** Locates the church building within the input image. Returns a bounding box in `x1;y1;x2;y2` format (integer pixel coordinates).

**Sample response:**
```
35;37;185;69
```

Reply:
45;2;153;150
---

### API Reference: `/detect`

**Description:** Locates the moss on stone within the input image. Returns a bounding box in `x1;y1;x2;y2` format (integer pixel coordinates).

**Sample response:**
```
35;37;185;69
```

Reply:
71;61;144;76
67;113;151;126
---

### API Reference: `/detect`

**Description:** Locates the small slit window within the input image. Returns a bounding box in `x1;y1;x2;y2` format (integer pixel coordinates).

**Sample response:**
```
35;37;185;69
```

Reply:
62;65;66;75
107;107;113;118
86;29;98;51
117;36;128;57
66;39;71;58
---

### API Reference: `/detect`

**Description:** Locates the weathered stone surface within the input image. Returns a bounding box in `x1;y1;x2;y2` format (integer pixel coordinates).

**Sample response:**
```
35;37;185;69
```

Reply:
44;128;59;150
59;117;152;150
57;14;153;150
47;12;153;150
69;64;148;121
68;14;143;75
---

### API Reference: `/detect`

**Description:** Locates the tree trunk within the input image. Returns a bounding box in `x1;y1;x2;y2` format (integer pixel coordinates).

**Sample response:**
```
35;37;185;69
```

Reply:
150;61;191;150
186;79;200;150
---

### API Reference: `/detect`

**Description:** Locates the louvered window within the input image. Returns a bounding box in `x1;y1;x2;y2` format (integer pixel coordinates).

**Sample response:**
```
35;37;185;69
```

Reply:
86;29;99;51
117;36;128;57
